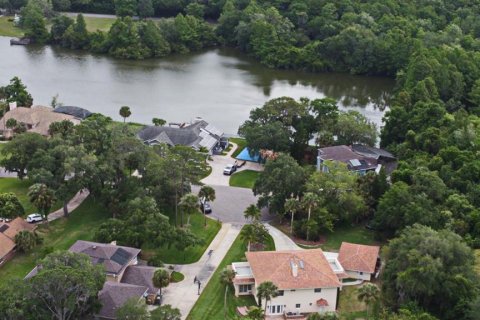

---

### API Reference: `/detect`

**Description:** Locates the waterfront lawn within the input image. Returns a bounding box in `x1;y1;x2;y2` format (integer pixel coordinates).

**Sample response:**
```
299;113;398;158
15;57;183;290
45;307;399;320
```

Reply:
0;178;36;214
321;224;378;251
230;137;247;158
229;170;259;189
83;16;115;32
187;227;275;320
143;212;221;264
0;16;24;37
0;197;109;279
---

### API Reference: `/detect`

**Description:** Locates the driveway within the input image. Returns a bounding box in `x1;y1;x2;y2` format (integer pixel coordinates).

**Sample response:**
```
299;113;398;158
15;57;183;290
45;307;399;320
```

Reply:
265;223;303;251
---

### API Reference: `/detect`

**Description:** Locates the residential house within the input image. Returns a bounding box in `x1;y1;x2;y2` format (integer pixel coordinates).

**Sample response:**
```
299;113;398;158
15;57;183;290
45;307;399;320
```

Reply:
337;242;380;281
0;217;36;266
0;105;81;138
318;144;396;175
97;282;149;319
232;249;341;317
137;118;226;154
53;106;92;120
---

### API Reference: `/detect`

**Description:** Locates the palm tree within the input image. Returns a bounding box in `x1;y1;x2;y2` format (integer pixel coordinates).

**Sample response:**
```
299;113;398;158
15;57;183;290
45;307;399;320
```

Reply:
152;269;170;303
14;230;41;252
246;306;265;320
284;197;300;235
119;106;131;123
179;193;199;227
220;268;236;319
28;183;56;224
244;204;261;222
5;118;17;129
198;185;215;227
256;281;278;316
357;283;379;319
301;192;320;241
240;224;256;252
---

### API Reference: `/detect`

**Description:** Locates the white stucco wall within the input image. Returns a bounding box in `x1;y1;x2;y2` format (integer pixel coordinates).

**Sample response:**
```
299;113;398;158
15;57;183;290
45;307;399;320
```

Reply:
254;286;338;315
345;270;371;281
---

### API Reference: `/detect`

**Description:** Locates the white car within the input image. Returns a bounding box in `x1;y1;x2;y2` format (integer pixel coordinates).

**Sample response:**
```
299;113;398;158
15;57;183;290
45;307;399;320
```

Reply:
223;164;237;175
26;213;43;223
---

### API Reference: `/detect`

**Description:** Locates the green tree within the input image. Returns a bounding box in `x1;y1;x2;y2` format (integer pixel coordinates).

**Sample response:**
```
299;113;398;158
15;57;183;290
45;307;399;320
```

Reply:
284;197;300;235
1;76;33;107
357;283;379;319
186;2;205;19
174;228;202;261
240;223;256;252
153;269;170;298
114;0;137;17
63;14;90;49
243;204;261;222
301;192;320;241
139;21;171;57
49;120;74;138
150;304;182;320
116;298;149;320
307;312;339;320
0;193;25;219
5;118;17;129
246;306;264;320
21;1;49;44
119;105;132;123
152;118;166;126
137;0;154;19
14;230;41;252
333;110;377;146
220;267;236;319
198;185;215;226
28;183;56;222
256;281;278;314
179;193;199;227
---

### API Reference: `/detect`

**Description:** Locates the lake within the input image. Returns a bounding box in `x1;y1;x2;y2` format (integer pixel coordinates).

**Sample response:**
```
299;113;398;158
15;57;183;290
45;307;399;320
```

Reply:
0;36;395;134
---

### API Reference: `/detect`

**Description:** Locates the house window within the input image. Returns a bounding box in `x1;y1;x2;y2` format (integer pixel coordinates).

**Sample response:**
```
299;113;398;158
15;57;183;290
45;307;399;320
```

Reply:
295;304;301;308
239;284;252;293
290;289;296;292
359;272;364;275
314;288;322;293
277;290;284;296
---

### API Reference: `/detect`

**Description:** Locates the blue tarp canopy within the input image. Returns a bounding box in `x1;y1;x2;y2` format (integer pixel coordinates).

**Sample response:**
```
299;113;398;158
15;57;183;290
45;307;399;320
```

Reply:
236;147;261;162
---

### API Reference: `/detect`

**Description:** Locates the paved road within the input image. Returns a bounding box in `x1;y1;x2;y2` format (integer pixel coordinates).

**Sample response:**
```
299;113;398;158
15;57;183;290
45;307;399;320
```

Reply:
62;12;162;21
161;223;242;319
47;189;90;222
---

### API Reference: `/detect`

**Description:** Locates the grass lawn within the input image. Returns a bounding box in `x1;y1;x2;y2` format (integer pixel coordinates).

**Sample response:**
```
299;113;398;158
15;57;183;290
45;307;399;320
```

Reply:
0;197;109;279
229;170;259;189
143;212;221;265
0;16;24;37
0;143;5;162
230;138;247;158
320;224;378;251
82;16;115;32
187;228;275;320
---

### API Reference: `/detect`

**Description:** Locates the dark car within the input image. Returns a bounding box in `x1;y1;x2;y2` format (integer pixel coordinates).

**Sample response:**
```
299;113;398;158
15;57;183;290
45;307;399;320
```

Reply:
200;201;212;214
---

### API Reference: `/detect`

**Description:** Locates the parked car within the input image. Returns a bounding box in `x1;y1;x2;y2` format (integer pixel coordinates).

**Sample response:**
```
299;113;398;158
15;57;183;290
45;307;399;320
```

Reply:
200;201;212;214
26;213;43;223
223;164;237;175
0;217;11;223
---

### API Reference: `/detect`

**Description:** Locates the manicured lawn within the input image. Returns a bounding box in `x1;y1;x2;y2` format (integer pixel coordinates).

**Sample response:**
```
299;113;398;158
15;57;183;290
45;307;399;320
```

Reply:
171;271;185;283
0;143;5;162
320;224;378;251
143;212;221;264
0;16;24;37
82;16;115;32
230;137;247;158
187;228;275;320
229;170;259;189
0;197;109;279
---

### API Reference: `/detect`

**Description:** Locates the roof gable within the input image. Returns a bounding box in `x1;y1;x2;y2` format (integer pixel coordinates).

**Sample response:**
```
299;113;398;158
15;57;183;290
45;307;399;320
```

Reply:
338;242;380;273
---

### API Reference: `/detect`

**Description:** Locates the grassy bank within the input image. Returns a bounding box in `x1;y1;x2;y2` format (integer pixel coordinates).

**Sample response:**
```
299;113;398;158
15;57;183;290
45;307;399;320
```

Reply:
187;228;275;320
82;16;115;32
0;16;24;37
230;138;247;158
320;224;378;251
0;197;109;279
229;170;259;189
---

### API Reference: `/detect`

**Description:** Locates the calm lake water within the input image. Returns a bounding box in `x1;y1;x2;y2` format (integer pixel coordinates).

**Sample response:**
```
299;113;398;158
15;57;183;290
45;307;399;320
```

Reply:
0;36;394;134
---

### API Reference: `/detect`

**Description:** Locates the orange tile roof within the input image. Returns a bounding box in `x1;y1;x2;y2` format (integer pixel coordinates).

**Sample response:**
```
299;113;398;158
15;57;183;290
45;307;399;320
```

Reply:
338;242;380;273
1;217;36;239
245;249;341;290
233;277;255;284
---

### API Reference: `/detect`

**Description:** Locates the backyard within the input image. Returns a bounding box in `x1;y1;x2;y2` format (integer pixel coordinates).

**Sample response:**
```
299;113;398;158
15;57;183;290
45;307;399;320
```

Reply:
230;138;247;158
187;228;275;320
229;169;259;189
0;197;109;279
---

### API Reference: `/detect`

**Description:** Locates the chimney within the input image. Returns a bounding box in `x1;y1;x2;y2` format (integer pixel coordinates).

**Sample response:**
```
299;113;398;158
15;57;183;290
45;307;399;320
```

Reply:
92;245;97;250
290;260;298;277
110;241;117;246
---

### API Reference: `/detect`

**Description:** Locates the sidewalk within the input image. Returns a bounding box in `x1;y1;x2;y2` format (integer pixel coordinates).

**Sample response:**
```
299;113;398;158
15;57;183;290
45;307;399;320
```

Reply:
47;189;90;222
161;223;242;319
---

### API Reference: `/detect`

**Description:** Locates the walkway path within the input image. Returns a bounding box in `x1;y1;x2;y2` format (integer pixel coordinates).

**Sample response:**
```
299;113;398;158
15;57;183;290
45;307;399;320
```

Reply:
161;223;242;319
47;189;90;222
265;223;303;251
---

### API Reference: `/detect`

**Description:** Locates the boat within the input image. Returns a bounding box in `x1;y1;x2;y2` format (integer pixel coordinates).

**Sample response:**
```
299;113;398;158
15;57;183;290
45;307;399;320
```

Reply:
10;38;30;45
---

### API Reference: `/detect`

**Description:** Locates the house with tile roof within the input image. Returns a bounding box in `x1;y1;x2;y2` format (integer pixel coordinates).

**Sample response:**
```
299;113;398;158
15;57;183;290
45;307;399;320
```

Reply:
0;217;36;266
337;242;380;281
232;249;342;316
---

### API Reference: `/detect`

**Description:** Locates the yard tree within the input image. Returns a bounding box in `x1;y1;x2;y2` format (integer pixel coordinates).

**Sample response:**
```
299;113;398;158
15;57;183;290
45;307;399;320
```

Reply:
63;14;90;49
240;223;256;252
253;153;307;214
333;110;377;146
0;279;32;319
150;304;182;320
116;298;149;320
114;0;137;17
1;132;48;179
301;192;320;240
1;76;33;107
185;2;205;19
256;281;279;313
29;251;105;320
50;15;74;44
21;1;49;44
5;118;17;129
48;120;75;138
243;204;261;222
246;307;264;320
138;21;171;57
198;185;215;227
152;117;166;126
357;283;379;319
382;224;479;320
14;230;41;253
153;269;170;299
220;267;236;319
28;183;56;222
0;193;25;219
179;193;199;227
137;0;154;19
174;228;203;261
284;197;300;234
119;105;132;123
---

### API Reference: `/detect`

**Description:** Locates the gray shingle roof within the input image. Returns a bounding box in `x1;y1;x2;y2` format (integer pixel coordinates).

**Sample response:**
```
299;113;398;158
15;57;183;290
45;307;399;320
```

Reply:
351;144;395;160
97;282;148;319
69;240;140;275
53;106;92;120
121;265;158;294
